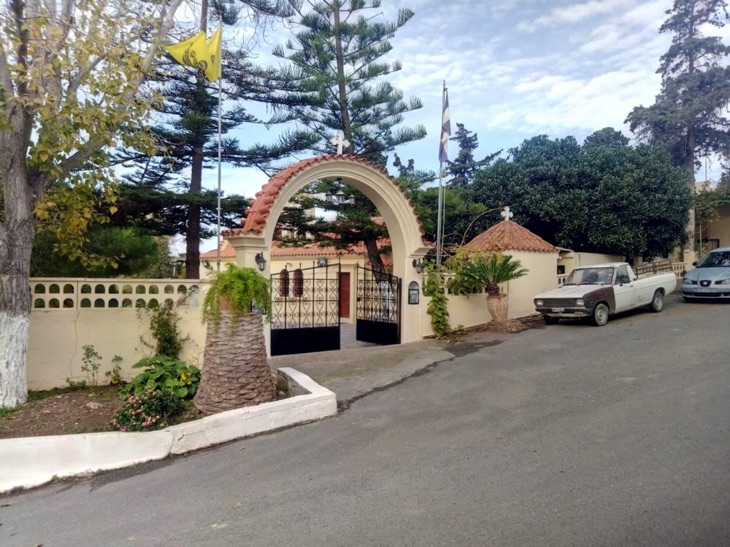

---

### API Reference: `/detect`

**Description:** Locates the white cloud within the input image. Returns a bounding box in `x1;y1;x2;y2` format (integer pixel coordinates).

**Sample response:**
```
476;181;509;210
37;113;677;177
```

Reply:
185;0;729;218
517;0;636;33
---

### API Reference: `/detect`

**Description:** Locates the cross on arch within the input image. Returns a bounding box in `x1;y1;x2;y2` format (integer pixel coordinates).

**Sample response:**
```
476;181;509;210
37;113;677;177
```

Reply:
330;130;350;155
501;206;514;221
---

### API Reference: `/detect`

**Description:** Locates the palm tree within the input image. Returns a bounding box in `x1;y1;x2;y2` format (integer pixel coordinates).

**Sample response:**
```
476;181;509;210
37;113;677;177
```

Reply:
459;253;528;323
195;265;275;414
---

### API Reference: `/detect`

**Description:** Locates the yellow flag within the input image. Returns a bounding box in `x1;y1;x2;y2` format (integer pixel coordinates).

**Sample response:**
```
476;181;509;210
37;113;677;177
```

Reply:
165;32;212;74
205;28;222;82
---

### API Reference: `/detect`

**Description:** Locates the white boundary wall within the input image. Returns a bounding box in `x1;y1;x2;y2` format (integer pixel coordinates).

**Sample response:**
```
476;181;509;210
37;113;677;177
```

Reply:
419;250;561;336
28;279;208;390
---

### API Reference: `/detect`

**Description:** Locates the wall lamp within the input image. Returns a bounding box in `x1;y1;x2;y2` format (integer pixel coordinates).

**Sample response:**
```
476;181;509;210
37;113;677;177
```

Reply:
317;257;328;267
255;252;267;272
412;258;424;274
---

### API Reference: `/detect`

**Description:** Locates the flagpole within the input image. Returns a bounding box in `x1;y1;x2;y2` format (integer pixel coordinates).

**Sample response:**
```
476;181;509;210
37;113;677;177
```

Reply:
436;81;450;265
436;82;444;265
216;75;222;272
436;165;443;265
440;175;446;259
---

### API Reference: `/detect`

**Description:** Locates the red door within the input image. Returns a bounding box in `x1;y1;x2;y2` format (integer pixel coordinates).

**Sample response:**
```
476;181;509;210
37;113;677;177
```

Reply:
339;272;350;318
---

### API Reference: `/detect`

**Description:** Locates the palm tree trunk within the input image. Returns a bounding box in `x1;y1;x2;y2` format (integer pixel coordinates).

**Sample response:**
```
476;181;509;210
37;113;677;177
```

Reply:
195;312;276;414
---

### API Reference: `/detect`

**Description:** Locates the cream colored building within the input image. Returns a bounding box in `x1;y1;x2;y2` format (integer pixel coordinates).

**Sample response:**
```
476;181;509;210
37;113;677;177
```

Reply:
464;219;561;319
697;203;730;253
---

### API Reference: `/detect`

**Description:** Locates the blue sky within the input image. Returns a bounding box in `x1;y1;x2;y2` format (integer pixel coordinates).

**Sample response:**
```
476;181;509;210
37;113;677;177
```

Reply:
194;0;729;251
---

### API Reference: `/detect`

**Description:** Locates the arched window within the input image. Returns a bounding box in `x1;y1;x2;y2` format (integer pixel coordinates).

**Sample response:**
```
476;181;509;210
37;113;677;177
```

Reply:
293;269;304;298
279;269;290;297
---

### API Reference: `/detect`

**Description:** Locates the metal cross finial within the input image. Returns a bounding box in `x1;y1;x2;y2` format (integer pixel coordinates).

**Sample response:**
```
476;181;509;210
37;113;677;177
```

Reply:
330;130;350;155
501;206;514;221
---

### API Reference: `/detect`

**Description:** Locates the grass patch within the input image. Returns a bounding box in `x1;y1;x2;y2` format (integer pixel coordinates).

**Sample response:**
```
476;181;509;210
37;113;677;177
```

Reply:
0;406;20;419
27;385;123;403
27;386;88;402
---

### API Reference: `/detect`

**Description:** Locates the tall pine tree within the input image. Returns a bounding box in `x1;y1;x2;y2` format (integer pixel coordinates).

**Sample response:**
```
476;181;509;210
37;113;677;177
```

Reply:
117;1;319;278
263;0;427;272
626;0;730;176
626;0;730;255
268;0;426;162
446;123;500;187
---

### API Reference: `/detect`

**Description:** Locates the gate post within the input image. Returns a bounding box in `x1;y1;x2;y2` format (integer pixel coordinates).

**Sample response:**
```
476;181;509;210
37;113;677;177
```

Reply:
394;251;429;344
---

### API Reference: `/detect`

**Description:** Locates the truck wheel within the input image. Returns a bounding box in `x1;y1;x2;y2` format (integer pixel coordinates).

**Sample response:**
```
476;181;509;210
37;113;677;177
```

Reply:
544;315;559;325
591;303;609;327
649;290;664;312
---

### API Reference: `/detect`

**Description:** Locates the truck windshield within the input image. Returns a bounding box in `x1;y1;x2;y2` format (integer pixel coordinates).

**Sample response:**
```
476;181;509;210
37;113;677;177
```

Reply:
697;251;730;268
564;267;614;285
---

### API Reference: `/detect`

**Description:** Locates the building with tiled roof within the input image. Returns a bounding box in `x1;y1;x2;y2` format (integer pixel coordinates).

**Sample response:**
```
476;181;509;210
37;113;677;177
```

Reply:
463;219;561;320
465;220;557;253
200;239;237;262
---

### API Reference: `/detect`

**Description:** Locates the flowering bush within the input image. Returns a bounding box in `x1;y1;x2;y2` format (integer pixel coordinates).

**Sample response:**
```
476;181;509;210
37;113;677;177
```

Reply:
110;388;185;432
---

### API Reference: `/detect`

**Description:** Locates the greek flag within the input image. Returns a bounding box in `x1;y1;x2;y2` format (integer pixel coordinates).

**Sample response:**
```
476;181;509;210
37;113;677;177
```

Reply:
439;85;451;164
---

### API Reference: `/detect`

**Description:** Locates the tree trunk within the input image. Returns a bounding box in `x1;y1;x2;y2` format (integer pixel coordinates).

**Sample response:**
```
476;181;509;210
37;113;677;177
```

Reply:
195;312;276;414
332;1;353;154
686;128;696;253
0;163;36;408
186;145;203;279
685;13;697;254
363;234;387;280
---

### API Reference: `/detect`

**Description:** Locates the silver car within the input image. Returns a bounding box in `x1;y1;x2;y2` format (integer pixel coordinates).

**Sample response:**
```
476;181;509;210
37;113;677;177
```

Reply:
681;247;730;301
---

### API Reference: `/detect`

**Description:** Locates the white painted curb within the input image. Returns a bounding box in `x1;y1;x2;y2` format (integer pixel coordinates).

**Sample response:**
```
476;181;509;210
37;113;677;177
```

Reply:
0;368;336;494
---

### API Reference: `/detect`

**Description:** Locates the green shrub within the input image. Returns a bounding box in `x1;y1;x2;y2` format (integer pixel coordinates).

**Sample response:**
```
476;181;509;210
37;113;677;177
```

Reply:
118;355;200;400
202;264;271;327
110;389;185;432
147;304;188;358
423;266;452;338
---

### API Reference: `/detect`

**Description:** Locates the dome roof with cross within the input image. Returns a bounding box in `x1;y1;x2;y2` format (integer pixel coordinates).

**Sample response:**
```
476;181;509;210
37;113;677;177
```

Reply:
466;220;557;253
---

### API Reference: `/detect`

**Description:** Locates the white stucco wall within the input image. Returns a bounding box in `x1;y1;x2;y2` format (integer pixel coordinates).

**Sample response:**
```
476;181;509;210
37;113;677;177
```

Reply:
558;251;624;274
504;251;562;319
27;279;208;391
419;291;490;338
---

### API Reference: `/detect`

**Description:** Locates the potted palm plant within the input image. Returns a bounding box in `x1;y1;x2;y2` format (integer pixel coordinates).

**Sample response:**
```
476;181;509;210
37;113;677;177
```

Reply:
196;264;275;415
458;253;528;323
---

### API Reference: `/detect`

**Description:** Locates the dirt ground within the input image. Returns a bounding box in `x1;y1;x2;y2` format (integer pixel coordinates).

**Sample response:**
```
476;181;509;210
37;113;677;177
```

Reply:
0;386;127;439
0;374;292;440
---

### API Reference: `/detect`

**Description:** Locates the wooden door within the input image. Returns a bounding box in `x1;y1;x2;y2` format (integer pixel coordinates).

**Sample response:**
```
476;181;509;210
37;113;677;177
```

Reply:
339;272;350;318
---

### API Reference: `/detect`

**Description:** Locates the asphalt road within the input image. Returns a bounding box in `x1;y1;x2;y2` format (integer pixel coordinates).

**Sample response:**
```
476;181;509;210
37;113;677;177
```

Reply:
2;295;730;546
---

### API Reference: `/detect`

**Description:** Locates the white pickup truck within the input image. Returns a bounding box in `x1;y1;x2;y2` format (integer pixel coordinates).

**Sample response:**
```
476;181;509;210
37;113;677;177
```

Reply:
534;262;677;326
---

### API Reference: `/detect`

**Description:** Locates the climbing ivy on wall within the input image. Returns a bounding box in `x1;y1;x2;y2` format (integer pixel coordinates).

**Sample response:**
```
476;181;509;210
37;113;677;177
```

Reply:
423;265;451;338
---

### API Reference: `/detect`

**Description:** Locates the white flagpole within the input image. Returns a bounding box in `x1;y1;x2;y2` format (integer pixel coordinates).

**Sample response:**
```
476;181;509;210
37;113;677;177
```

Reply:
436;166;443;264
436;82;445;264
436;81;450;265
216;75;223;272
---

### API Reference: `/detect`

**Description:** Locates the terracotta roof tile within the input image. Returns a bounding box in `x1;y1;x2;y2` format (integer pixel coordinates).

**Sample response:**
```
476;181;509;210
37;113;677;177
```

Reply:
200;240;236;259
466;221;557;253
270;239;390;258
222;155;426;242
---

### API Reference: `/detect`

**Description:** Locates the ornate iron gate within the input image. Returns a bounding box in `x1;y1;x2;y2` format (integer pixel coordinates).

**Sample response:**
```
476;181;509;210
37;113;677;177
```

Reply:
355;266;401;345
270;263;341;356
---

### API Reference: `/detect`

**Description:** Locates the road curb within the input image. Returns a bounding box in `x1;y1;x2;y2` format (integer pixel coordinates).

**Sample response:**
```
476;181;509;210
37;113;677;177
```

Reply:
0;368;336;494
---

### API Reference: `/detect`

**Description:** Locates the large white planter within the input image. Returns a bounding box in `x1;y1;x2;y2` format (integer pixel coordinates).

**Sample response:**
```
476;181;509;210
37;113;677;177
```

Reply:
0;368;336;494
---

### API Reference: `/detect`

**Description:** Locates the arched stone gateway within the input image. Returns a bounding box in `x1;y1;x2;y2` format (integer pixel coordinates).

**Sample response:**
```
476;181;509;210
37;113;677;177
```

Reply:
224;155;430;353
